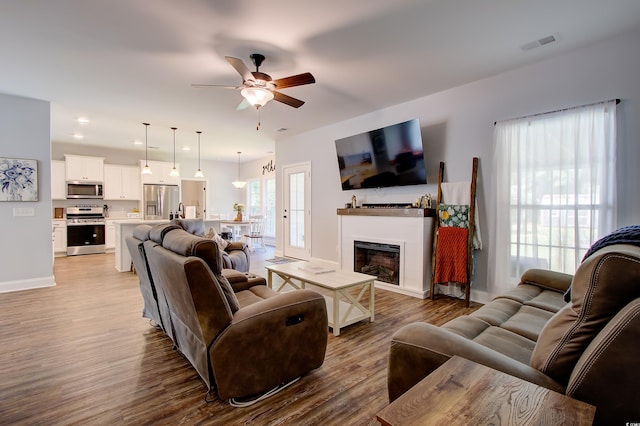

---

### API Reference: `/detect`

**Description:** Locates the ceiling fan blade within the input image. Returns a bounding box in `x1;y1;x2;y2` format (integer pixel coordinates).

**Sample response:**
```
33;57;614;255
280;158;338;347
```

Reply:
191;84;241;89
273;91;305;108
225;56;253;82
273;72;316;89
236;98;250;110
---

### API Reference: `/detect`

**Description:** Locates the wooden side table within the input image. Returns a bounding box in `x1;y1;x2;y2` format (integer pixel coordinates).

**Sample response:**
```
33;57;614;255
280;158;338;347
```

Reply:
377;356;595;425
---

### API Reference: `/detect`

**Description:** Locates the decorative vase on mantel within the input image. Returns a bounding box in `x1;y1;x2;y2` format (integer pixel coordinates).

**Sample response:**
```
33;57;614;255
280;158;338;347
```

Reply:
234;212;243;222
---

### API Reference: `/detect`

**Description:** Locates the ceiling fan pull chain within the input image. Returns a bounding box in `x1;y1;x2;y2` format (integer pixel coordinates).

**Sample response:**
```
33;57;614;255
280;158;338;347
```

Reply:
256;108;261;131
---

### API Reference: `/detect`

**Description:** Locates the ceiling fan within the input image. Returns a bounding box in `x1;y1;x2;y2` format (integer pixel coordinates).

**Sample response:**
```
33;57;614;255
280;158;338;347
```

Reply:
192;53;316;110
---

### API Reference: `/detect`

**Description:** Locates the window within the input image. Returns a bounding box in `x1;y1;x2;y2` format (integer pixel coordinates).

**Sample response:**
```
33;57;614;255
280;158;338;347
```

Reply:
491;101;617;293
246;177;276;238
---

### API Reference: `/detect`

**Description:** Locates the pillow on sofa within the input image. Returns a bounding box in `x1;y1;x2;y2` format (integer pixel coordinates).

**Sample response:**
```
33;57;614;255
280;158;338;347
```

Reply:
204;227;229;251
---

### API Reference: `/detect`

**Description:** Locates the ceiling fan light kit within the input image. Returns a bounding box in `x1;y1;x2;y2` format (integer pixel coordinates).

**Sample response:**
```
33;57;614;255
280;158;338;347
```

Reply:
241;87;274;108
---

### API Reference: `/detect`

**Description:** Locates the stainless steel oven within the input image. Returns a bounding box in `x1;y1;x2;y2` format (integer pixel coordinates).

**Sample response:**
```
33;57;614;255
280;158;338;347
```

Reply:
66;206;106;255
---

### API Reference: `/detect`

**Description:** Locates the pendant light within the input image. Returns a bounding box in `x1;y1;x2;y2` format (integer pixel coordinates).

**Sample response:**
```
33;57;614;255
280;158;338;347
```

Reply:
141;122;152;175
231;151;246;188
194;131;204;178
169;127;180;177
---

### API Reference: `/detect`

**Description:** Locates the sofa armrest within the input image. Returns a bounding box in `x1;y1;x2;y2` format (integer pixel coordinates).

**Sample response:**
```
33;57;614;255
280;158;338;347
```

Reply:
209;289;328;400
388;322;565;402
520;268;573;293
225;241;247;252
221;268;247;284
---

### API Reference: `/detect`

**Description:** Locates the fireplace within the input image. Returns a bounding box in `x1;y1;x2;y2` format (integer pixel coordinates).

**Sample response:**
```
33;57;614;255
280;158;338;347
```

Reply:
354;240;401;285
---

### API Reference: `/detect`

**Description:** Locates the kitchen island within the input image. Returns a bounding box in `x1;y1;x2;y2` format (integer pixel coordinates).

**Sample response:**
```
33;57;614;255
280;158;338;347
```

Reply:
114;219;221;272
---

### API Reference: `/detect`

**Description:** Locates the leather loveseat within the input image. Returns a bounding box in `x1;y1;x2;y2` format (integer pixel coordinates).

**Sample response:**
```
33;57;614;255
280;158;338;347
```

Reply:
135;224;328;402
388;242;640;425
171;218;251;272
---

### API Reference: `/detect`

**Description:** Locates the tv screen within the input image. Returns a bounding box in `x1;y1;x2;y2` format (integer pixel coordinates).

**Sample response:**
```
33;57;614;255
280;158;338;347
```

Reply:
335;118;426;190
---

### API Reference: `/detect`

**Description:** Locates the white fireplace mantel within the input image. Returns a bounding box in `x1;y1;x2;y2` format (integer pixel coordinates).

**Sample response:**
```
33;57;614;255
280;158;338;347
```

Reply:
337;208;436;298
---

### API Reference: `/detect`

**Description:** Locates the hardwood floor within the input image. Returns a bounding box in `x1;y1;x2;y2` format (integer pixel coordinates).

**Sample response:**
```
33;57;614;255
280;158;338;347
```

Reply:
0;250;480;425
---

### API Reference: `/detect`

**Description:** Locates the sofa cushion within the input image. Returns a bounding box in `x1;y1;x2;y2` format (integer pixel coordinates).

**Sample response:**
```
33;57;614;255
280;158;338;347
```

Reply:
162;229;239;313
531;244;640;385
523;290;567;313
442;315;491;339
171;218;206;236
500;305;555;341
132;224;153;241
472;326;537;365
149;223;181;244
470;298;523;326
235;286;278;308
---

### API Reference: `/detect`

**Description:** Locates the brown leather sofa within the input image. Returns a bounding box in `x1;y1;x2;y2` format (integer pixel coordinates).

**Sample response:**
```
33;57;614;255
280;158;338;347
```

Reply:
139;224;328;401
388;243;640;425
171;218;251;272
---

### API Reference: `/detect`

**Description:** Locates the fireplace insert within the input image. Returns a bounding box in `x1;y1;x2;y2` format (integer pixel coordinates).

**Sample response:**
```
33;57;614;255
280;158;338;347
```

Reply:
354;240;400;285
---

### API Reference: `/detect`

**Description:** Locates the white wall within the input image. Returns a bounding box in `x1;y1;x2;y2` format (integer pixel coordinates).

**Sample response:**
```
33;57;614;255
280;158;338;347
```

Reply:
0;93;54;292
276;29;640;298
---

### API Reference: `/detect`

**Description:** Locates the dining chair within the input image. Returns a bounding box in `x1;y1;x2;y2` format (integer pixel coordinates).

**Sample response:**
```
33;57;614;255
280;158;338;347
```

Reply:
243;215;266;252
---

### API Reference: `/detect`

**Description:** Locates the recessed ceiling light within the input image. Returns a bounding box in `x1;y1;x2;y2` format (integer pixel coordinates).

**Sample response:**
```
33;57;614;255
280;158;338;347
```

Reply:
133;139;143;145
72;133;84;140
182;146;191;151
76;117;90;124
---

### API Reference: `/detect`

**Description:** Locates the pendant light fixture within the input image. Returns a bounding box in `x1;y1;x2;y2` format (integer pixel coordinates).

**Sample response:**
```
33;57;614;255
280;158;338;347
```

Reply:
141;122;152;175
194;131;204;178
231;151;246;188
169;127;180;177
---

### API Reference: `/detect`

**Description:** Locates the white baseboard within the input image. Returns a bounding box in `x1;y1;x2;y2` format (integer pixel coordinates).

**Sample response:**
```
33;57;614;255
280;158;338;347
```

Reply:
0;276;56;293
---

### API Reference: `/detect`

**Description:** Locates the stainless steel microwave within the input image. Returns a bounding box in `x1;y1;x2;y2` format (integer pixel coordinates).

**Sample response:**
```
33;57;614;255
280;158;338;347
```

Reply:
66;181;103;199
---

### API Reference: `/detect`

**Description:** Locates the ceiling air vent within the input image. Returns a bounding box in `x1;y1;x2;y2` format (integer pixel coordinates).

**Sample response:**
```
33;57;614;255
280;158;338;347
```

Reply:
521;34;557;52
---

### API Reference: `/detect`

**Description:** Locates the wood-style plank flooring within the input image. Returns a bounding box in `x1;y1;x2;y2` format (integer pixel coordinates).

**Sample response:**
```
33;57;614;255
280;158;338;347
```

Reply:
0;249;480;425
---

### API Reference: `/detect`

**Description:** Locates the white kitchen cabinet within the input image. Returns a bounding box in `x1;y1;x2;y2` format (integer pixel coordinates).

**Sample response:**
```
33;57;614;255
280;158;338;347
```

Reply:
104;165;141;200
51;160;66;200
140;160;180;185
65;155;104;182
105;219;116;250
52;220;67;255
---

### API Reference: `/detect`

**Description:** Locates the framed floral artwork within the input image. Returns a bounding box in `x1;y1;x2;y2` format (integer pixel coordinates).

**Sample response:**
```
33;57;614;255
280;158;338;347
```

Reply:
0;157;38;202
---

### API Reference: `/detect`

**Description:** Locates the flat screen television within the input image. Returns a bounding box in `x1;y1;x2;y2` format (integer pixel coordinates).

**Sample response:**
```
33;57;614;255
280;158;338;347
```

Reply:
335;118;426;190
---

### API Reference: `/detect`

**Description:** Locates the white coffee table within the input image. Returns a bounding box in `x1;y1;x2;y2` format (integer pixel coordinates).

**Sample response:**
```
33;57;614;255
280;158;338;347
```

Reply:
265;262;375;336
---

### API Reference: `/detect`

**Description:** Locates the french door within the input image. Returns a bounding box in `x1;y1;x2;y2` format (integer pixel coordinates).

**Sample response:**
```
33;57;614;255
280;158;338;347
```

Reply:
283;162;311;260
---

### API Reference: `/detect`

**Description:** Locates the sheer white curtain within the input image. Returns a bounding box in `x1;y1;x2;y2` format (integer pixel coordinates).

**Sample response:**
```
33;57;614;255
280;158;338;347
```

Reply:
490;101;617;295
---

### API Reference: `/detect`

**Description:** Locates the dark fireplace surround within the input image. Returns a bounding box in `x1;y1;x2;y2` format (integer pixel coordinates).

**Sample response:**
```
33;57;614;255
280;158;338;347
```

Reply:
354;240;401;285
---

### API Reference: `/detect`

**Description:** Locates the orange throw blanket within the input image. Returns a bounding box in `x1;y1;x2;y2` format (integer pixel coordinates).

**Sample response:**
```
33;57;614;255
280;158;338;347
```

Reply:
434;227;469;284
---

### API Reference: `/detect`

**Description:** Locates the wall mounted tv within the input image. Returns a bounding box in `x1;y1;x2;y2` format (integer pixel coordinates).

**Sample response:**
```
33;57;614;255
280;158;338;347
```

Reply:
335;118;427;190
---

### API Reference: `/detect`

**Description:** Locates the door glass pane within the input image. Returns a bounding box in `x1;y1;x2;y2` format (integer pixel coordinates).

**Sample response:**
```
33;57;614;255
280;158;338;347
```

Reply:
289;172;305;247
265;178;276;237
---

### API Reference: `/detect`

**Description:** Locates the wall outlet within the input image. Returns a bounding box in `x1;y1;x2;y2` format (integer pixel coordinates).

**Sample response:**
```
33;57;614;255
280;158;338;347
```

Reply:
13;207;35;217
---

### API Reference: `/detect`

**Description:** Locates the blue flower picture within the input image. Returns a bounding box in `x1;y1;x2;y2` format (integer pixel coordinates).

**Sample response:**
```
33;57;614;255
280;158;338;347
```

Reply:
0;157;38;202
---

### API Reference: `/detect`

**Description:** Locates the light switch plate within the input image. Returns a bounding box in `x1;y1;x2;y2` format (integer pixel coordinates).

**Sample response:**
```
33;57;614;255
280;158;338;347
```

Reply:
13;207;35;217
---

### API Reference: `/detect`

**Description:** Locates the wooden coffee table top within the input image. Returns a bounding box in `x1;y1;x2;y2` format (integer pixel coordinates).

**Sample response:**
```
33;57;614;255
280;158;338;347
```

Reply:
377;356;595;426
265;261;374;290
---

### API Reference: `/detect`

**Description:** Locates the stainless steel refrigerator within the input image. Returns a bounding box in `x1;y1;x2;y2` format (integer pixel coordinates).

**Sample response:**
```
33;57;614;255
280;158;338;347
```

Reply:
143;184;180;220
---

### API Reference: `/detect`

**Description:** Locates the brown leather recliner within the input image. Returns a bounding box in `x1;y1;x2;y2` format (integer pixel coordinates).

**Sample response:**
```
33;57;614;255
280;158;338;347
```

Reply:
388;243;640;425
143;226;328;401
